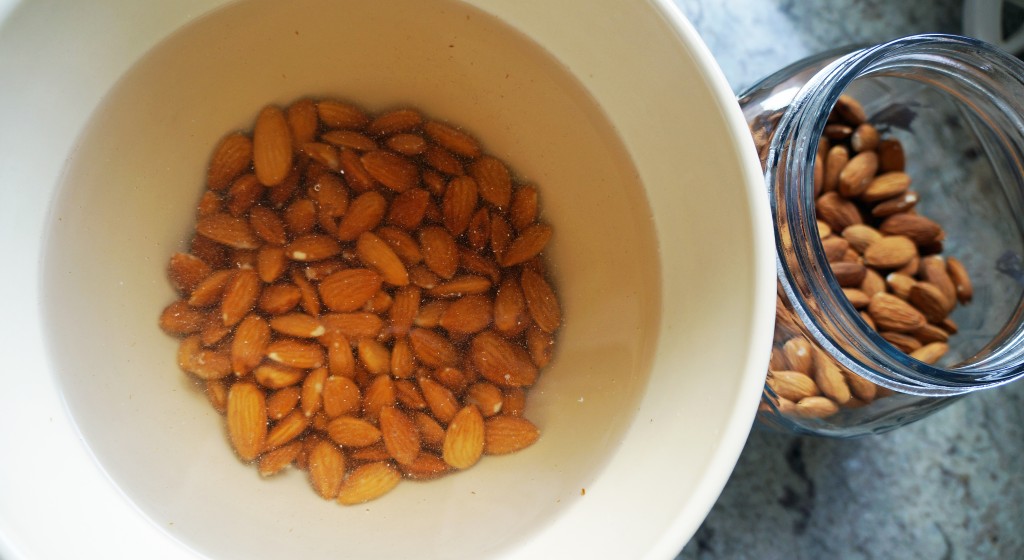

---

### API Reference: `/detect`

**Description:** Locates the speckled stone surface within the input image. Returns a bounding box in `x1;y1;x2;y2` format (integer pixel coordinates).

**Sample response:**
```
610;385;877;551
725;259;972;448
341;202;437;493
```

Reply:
671;1;1024;558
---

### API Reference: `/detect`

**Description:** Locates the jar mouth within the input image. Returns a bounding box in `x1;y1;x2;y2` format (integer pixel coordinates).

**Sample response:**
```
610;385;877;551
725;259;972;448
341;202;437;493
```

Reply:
769;34;1024;396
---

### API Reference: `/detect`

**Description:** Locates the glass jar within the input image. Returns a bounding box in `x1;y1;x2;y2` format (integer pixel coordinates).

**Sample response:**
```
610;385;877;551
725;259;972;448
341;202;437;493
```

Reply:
741;34;1024;436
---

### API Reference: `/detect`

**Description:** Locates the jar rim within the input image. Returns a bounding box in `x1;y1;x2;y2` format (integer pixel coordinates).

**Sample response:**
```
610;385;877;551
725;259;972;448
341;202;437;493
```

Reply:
768;34;1024;396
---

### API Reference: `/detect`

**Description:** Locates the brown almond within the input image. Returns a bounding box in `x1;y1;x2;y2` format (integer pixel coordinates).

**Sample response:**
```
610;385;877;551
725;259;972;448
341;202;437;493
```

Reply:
781;337;813;374
493;276;528;335
339;148;376;192
419;226;459;279
428;275;493;298
880;331;923;353
842;288;871;309
264;410;309;451
851;123;880;152
386;188;430;231
357;338;391;376
255;245;287;283
439;294;493;334
321;129;378;152
871;191;919;218
868;292;927;333
442;176;479;236
362;374;396;423
307;440;346;500
376;226;424;265
391;338;417;379
863;235;917;269
159;300;205;335
842;369;878;403
910;342;949;364
823;145;849;193
860;268;887;298
838;150;878;198
320;312;385;340
815;192;863;231
337;461;401;505
469;155;512;209
207;132;253;191
423;120;481;159
258;282;302;315
841;224;883;254
879;213;943;246
221;269;261;327
500;223;553;267
484;415;540;455
442;405;485;469
767;370;819;401
419;377;460;424
356;232;409;286
919;256;957;308
465;382;505;417
227;382;267;462
861;171;910;202
300;366;328;417
177;336;232;379
946;256;973;304
379;406;421;466
269;313;326;338
401;453;451;480
253;363;306;389
327;416;382;447
319;268;383;312
386;133;428;155
337;191;387;241
266;338;324;369
821;236;850;262
830;261;867;288
231;314;271;375
885;272;917;300
266;387;301;420
409;327;459;368
389;286;421;336
368;108;423;136
322;375;361;418
316;99;370;129
510;185;539;231
258;440;302;477
471;330;538;387
285;234;340;262
812;349;852;404
285;98;318;146
519;269;561;333
912;323;951;344
168;253;212;295
907;281;951;324
794;396;839;418
252;105;293;187
197;213;260;250
360;150;419;193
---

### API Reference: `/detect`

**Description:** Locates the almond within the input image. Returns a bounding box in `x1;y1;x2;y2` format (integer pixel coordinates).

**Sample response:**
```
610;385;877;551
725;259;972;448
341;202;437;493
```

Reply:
269;313;326;338
339;148;376;192
205;379;230;413
465;382;504;417
851;123;880;152
794;396;839;419
880;331;922;353
320;312;385;340
946;256;972;303
509;185;539;231
285;98;318;146
493;277;528;335
442;405;485;469
284;234;340;262
362;374;396;423
258;282;302;315
168;252;212;295
159;300;206;335
207;132;253;191
391;338;417;379
356;231;409;286
439;294;493;334
879;213;943;246
231;314;271;374
919;256;957;308
300;142;341;171
394;378;427;409
490;213;513;260
376;226;424;265
907;281;951;324
466;207;492;252
519;269;561;333
326;416;382;447
258;440;302;477
423;120;481;158
264;410;310;451
830;261;867;287
401;453;451;480
386;133;428;155
871;191;919;218
227;382;267;462
379;406;421;466
500;223;553;267
766;369;819;401
863;235;917;269
360;150;419;192
838;150;878;197
337;461;401;505
316;99;370;129
811;349;851;404
910;342;949;364
337;191;387;241
307;440;346;499
469;155;512;209
525;326;554;368
442;176;479;236
484;415;540;455
266;338;324;369
321;129;378;152
221;269;261;327
384;189;429;232
226;174;265;217
389;286;421;336
823;145;848;193
357;338;391;375
255;245;286;283
428;275;493;298
419;226;459;279
781;337;813;374
177;336;232;379
409;327;459;368
367;108;423;136
861;171;910;202
322;375;361;418
266;387;301;420
418;377;459;424
867;292;926;333
471;330;538;387
197;212;260;250
252;105;293;187
253;363;306;389
319;268;383;312
815;192;862;232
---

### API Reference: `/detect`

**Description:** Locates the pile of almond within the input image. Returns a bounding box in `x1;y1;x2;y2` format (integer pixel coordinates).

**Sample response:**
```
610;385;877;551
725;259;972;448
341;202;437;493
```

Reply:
764;95;974;420
159;98;560;504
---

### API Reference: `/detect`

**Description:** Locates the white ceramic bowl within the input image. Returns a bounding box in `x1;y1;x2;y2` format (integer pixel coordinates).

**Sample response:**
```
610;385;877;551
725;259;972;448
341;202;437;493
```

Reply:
0;1;774;558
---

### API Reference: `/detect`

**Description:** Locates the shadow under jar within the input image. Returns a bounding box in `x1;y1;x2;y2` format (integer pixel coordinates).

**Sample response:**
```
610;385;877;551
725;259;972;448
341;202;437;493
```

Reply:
741;34;1024;437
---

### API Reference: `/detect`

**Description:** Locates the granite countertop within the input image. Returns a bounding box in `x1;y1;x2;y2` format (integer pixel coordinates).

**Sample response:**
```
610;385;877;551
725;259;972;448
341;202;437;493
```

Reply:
671;1;1024;558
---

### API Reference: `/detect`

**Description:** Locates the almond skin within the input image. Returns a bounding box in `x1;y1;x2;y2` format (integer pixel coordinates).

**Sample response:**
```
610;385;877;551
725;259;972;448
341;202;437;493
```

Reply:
484;415;540;455
500;223;553;267
419;226;459;279
221;269;261;327
326;416;382;447
379;406;421;466
197;213;260;250
863;235;917;269
867;292;927;333
307;440;346;500
252;105;293;187
442;176;479;236
227;382;268;462
439;294;493;334
442;405;485;469
231;314;271;375
471;330;538;387
469;155;512;209
319;268;384;312
361;150;419;193
337;461;401;505
356;232;409;286
337;191;387;241
207;132;253;191
409;327;460;368
519;269;561;333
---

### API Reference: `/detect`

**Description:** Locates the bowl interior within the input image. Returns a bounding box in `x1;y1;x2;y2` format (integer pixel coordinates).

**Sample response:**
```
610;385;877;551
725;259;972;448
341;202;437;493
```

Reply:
39;0;770;558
